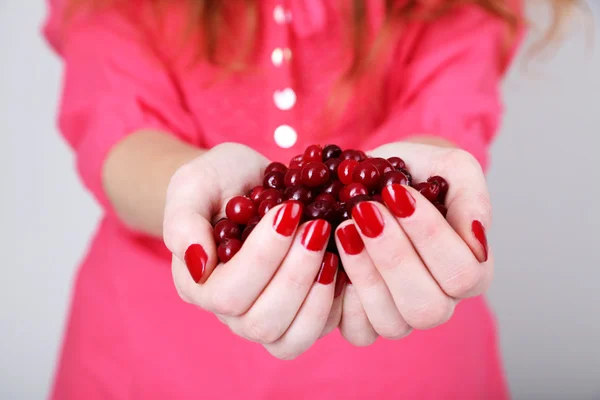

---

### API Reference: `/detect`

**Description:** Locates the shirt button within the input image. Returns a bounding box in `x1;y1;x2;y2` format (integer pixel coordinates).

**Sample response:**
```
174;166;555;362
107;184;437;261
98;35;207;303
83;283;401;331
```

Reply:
274;125;297;148
273;5;286;24
271;47;292;67
273;88;296;111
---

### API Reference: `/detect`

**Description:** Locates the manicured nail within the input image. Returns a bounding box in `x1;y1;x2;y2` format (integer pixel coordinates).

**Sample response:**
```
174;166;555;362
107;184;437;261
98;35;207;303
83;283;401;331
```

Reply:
184;244;208;283
336;224;364;255
316;252;339;285
382;184;416;218
351;202;384;238
301;219;331;251
273;202;302;236
472;220;489;262
334;269;348;298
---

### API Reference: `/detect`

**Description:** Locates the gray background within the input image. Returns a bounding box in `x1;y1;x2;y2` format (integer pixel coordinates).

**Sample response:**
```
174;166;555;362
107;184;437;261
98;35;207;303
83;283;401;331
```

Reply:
1;1;599;399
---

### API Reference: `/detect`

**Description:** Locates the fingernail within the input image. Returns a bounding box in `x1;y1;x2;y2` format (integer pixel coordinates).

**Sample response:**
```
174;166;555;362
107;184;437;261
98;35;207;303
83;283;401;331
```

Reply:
301;219;331;251
184;244;208;283
273;202;302;237
334;269;348;298
316;252;339;285
336;223;364;255
351;202;384;238
472;220;489;262
381;184;416;218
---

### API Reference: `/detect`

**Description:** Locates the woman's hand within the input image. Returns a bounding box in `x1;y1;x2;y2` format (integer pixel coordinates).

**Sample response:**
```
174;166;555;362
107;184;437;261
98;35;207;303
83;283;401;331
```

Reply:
163;143;341;360
335;142;493;345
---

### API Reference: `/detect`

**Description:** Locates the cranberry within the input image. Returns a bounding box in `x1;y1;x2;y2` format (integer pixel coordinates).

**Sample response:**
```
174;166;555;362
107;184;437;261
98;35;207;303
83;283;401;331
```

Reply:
399;168;413;185
289;154;305;169
413;182;428;191
345;194;371;213
241;224;256;242
352;162;380;190
322;180;344;199
315;192;336;205
248;186;265;204
434;203;448;217
338;159;359;185
331;202;350;224
322;144;342;160
301;162;330;187
419;181;440;203
303;144;323;163
284;185;314;204
247;215;261;226
258;188;283;204
340;149;363;162
284;168;302;188
265;161;287;176
304;200;333;220
369;157;394;176
218;238;242;263
263;171;285;190
213;219;241;244
371;194;384;204
427;176;449;201
258;198;279;217
380;170;409;189
324;158;341;179
225;196;256;225
387;156;406;170
339;182;369;203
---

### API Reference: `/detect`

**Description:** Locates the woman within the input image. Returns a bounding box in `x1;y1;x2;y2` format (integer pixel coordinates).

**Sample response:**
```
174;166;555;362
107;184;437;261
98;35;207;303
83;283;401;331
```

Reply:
43;0;570;398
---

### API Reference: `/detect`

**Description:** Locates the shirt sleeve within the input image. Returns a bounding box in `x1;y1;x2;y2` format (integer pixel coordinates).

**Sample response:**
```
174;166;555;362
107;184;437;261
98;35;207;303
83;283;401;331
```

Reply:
42;1;200;215
370;3;525;170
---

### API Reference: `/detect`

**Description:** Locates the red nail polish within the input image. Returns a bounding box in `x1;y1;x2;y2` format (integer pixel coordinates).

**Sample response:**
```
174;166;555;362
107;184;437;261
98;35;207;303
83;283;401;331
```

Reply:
334;269;348;298
301;219;331;251
382;184;416;218
184;244;208;283
472;220;488;262
336;224;365;255
273;202;302;236
351;202;384;238
316;252;339;285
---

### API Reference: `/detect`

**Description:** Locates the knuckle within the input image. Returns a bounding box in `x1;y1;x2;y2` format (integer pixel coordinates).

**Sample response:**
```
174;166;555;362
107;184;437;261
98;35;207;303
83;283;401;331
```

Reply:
162;209;188;253
285;270;313;293
243;315;284;344
373;319;412;340
209;290;246;317
443;264;482;298
444;149;481;171
405;297;454;330
341;328;378;347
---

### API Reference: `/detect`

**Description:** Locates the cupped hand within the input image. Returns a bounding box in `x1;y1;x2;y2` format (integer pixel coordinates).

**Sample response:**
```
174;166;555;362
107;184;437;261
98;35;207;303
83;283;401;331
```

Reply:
335;142;493;345
163;143;342;360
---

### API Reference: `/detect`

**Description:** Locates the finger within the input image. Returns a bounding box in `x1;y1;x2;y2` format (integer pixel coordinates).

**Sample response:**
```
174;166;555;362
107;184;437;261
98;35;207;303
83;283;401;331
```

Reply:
335;222;412;339
263;253;339;359
318;270;347;339
348;202;454;330
196;202;304;316
339;284;379;347
380;185;493;299
225;221;332;344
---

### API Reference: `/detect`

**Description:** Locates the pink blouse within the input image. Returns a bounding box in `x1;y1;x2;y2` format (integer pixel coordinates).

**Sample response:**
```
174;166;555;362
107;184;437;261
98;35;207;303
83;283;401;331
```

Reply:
44;0;523;398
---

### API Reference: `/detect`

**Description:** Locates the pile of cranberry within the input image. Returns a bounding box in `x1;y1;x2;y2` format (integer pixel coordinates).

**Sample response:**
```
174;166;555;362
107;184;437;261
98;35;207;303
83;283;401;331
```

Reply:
214;144;449;263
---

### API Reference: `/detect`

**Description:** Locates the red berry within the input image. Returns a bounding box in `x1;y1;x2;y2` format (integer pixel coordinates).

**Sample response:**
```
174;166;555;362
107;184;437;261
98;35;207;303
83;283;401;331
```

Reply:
248;186;265;204
241;224;256;242
225;196;256;225
338;159;359;185
303;144;323;163
331;202;350;224
322;144;342;160
304;200;333;220
247;215;261;226
263;171;285;190
380;170;409;189
419;181;441;203
284;185;314;204
340;149;363;162
400;168;413;185
345;194;371;213
324;158;341;179
352;162;381;190
434;203;448;218
315;193;336;205
258;188;283;204
339;182;368;203
265;161;287;176
371;194;384;204
289;154;305;169
322;180;344;200
369;157;394;176
413;182;428;191
284;168;302;188
258;198;279;217
427;176;449;201
387;157;406;170
213;219;241;244
301;162;330;187
218;238;242;263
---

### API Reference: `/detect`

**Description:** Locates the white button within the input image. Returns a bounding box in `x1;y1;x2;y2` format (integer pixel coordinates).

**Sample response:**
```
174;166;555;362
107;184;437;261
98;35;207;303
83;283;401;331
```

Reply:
273;5;286;24
274;125;297;148
273;88;296;111
271;48;292;66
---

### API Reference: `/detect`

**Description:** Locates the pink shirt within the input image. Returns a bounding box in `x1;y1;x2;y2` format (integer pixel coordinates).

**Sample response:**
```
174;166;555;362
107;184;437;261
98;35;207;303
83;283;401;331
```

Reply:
44;1;522;398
